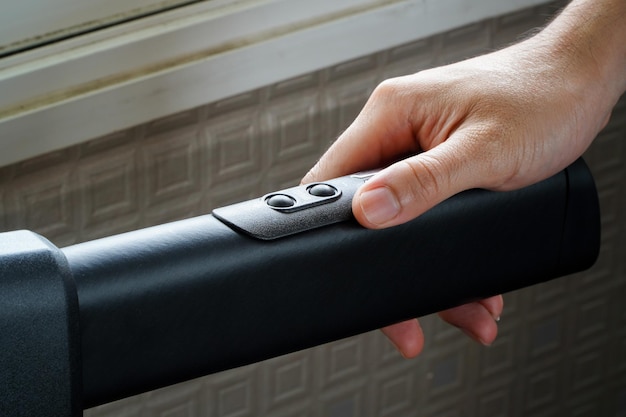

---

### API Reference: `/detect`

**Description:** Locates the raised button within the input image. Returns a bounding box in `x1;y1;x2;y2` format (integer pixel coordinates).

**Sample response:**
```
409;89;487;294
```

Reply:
266;194;296;208
308;184;337;197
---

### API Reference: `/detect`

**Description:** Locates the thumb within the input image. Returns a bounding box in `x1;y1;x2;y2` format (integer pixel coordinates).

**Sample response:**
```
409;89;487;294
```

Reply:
353;140;480;229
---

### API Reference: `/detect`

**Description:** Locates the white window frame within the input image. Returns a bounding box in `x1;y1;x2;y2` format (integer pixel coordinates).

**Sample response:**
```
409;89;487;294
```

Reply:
0;0;551;167
0;0;198;56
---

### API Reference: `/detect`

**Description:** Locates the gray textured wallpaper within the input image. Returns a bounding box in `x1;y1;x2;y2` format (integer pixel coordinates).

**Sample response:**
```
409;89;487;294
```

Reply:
0;2;624;416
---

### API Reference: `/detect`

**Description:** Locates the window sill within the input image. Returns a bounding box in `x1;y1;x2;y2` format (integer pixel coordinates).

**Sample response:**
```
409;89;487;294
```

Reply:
0;0;550;167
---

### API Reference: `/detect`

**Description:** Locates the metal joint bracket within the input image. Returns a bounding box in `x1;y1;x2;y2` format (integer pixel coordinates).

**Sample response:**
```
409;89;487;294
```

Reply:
0;231;81;417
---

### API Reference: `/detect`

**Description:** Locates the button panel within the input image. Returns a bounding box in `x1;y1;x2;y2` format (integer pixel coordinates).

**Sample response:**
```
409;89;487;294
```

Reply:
212;169;381;240
262;182;342;214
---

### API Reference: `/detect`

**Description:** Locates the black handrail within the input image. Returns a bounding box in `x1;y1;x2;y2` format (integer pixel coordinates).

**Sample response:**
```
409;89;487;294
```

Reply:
0;158;600;416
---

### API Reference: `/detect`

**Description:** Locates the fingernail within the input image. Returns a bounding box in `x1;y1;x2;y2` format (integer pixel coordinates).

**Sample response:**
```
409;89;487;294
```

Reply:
480;337;492;347
461;328;492;346
359;187;401;226
389;340;409;359
495;316;501;322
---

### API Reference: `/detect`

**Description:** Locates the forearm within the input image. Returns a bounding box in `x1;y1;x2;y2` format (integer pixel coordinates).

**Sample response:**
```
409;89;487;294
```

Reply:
538;0;626;102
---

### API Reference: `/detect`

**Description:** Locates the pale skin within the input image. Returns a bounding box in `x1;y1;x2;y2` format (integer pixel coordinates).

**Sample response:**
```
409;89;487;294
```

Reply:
302;0;626;358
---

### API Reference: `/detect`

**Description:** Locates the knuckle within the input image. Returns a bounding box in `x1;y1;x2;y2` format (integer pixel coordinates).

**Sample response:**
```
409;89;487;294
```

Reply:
399;156;445;206
371;77;406;102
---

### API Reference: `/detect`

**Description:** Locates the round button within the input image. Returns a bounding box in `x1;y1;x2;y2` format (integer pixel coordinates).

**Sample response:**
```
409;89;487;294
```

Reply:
308;183;337;197
266;194;296;208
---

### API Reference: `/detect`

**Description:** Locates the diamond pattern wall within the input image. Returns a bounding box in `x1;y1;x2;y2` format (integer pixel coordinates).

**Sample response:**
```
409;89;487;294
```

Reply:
1;2;624;416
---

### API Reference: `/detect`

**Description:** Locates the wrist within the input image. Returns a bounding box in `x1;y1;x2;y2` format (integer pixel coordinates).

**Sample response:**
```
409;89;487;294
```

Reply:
538;0;626;102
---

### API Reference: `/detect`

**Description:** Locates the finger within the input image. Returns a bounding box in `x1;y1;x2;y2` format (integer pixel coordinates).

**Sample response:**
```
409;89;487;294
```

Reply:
301;78;420;184
351;135;485;228
478;295;504;321
381;319;425;359
438;300;500;346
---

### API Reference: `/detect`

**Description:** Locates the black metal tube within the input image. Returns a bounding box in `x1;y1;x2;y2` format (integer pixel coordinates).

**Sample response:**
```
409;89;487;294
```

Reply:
63;158;600;408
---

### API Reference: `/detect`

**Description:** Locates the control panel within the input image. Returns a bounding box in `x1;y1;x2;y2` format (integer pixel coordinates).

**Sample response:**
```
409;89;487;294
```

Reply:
212;171;378;240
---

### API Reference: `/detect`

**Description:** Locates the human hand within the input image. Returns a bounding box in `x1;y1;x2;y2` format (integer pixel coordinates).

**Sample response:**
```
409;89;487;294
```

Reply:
301;5;623;357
